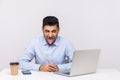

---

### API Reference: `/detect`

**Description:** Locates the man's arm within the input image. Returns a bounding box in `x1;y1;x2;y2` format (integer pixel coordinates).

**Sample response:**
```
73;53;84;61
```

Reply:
18;40;40;71
18;40;58;72
57;40;75;72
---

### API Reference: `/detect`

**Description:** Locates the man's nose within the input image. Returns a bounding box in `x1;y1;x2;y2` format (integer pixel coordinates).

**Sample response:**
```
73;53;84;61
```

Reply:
48;32;53;37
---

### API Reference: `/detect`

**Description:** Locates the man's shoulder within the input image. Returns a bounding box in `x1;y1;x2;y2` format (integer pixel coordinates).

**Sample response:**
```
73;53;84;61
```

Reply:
59;36;72;44
30;36;42;43
59;36;74;49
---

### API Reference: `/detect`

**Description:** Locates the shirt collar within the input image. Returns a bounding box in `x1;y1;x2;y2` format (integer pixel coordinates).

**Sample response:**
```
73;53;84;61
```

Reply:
41;36;60;46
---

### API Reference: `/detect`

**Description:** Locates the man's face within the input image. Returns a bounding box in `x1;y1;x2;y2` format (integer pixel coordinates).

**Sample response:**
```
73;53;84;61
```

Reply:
42;25;60;45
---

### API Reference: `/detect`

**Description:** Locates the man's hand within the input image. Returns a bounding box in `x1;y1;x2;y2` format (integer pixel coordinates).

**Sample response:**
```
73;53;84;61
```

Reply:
39;63;59;72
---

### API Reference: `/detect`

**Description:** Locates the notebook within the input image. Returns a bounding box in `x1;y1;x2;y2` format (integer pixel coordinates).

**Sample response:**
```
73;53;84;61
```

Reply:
54;49;100;77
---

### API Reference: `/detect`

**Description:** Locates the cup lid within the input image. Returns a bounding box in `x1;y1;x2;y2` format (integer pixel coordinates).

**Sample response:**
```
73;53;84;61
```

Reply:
10;62;19;65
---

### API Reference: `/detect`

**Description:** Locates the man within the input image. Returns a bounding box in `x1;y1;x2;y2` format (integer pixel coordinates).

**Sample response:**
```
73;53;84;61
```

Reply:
18;16;75;72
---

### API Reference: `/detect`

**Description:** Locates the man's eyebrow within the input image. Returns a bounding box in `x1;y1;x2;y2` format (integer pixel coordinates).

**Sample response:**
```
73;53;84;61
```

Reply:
52;30;56;31
45;30;49;31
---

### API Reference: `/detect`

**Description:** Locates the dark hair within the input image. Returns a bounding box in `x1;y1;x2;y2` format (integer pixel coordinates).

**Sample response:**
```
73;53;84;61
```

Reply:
42;16;59;28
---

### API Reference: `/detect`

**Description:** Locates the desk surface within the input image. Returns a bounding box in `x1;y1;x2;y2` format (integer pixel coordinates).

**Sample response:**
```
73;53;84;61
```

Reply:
0;68;120;80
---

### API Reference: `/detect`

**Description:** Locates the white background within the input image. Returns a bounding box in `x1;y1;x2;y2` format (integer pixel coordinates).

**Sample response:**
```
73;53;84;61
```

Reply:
0;0;120;71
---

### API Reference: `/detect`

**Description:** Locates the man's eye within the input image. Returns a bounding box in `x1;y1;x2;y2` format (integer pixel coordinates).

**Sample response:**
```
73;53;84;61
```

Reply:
52;30;56;33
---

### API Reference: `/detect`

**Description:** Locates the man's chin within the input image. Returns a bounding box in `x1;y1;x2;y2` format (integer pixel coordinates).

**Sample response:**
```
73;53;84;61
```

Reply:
47;42;54;45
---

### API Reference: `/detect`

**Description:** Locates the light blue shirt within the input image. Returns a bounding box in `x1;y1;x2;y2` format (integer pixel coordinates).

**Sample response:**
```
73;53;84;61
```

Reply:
18;36;74;72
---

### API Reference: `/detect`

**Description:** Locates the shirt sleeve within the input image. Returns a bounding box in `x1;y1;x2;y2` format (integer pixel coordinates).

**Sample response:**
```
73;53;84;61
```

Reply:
18;40;40;71
57;40;75;72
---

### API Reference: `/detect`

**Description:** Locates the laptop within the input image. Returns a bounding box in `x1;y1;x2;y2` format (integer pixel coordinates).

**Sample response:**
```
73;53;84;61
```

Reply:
55;49;100;77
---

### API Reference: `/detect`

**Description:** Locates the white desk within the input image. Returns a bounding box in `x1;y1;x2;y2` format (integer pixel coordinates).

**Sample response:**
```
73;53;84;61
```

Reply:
0;68;120;80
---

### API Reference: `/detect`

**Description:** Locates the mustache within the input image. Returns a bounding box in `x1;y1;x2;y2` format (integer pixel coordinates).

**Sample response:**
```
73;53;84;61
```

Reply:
47;37;55;39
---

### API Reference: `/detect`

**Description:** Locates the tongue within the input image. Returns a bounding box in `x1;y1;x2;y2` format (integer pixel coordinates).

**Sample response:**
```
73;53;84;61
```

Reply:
48;39;53;44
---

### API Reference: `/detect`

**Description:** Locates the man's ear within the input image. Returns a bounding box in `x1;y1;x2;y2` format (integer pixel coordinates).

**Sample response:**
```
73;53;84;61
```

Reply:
58;27;60;33
42;27;44;32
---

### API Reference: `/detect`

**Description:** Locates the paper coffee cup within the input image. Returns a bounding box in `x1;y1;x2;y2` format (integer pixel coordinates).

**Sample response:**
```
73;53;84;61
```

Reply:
10;62;19;75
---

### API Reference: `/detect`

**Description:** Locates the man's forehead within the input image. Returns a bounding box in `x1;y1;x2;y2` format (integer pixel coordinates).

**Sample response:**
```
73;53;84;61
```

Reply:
43;25;59;30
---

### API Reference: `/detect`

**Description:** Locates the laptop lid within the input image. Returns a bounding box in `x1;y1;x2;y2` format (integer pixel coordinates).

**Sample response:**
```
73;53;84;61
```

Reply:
70;49;100;76
55;49;100;77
